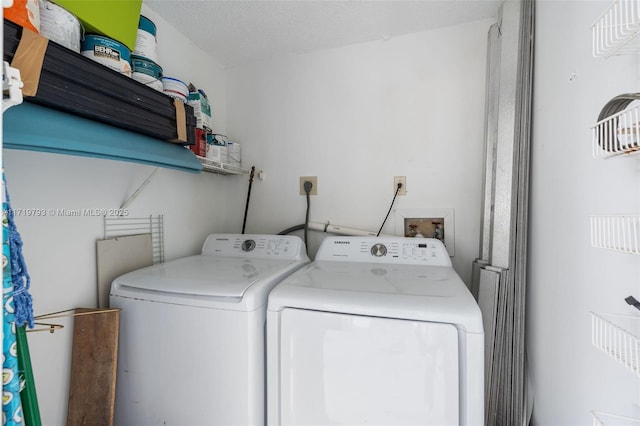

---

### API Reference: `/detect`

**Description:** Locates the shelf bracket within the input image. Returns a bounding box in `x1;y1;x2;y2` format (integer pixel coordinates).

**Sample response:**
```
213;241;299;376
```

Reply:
2;61;24;113
120;167;160;211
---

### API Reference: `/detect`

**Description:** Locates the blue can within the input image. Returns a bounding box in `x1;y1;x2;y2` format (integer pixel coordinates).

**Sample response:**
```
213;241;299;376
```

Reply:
81;34;132;77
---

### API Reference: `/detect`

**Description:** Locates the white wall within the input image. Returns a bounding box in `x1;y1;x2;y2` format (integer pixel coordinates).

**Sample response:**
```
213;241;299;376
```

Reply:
528;1;640;424
2;7;245;424
226;19;494;284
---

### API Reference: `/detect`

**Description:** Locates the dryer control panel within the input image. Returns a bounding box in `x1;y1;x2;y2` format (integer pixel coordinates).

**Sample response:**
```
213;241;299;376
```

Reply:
315;236;451;266
202;234;308;260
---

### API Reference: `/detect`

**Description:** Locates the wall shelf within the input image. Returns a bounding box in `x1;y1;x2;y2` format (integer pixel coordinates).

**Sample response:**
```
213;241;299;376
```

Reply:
591;312;640;377
592;0;640;58
590;215;640;254
4;103;203;173
4;103;253;177
197;156;249;175
592;410;640;425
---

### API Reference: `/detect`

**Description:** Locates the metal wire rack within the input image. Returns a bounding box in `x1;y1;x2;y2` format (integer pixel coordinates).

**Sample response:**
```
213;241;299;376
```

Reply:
592;94;640;158
592;0;640;58
592;410;640;425
591;312;640;377
197;156;248;175
590;215;640;254
103;215;164;263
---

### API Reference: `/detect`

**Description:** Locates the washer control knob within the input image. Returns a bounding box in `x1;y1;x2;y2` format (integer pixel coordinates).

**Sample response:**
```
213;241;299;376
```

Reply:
242;239;256;252
370;243;387;257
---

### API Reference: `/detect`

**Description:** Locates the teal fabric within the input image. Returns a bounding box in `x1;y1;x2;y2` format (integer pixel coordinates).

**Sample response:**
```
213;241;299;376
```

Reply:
3;103;202;173
3;173;24;426
5;181;33;330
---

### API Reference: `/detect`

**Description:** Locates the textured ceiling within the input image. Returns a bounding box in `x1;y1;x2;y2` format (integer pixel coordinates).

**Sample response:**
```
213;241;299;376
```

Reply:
145;0;501;68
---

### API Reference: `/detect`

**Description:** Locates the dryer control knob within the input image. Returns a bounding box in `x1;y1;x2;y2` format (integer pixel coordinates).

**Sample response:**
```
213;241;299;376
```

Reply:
242;239;256;252
370;243;387;257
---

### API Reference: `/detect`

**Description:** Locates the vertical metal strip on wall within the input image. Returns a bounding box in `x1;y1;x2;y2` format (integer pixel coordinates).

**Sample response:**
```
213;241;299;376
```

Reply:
474;0;535;425
513;1;535;422
479;23;502;265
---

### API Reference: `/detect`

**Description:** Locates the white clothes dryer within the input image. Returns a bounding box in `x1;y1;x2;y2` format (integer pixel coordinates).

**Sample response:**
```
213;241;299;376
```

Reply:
110;234;309;426
267;236;484;426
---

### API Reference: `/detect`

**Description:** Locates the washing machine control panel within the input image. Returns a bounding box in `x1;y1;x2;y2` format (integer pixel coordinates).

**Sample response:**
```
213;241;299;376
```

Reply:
316;237;451;266
202;234;308;260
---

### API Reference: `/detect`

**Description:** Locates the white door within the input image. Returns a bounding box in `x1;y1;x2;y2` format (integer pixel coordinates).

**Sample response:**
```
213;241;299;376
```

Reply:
275;308;459;426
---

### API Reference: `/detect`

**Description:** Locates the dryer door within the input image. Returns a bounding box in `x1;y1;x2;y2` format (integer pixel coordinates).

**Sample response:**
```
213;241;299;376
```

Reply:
274;308;459;426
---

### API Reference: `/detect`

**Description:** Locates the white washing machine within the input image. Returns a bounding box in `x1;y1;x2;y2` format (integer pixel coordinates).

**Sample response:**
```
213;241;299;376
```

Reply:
110;234;309;426
267;236;484;426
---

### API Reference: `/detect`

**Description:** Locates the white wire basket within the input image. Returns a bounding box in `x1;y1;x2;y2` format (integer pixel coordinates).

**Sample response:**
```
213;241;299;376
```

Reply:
197;155;248;175
591;312;640;377
593;100;640;158
590;215;640;254
592;410;640;426
593;0;640;58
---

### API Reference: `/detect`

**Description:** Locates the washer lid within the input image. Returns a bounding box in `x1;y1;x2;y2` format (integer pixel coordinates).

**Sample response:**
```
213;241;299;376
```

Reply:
112;255;298;299
267;261;483;334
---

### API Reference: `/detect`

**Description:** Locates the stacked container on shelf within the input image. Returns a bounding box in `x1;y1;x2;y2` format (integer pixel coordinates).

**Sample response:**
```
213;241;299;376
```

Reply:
187;87;213;158
132;15;163;92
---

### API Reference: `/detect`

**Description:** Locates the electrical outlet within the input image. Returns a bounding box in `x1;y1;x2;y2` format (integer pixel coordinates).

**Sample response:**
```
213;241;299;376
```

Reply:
394;176;407;195
300;176;318;195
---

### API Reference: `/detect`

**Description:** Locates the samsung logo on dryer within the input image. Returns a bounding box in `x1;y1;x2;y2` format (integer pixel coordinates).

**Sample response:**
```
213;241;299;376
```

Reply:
333;240;351;245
